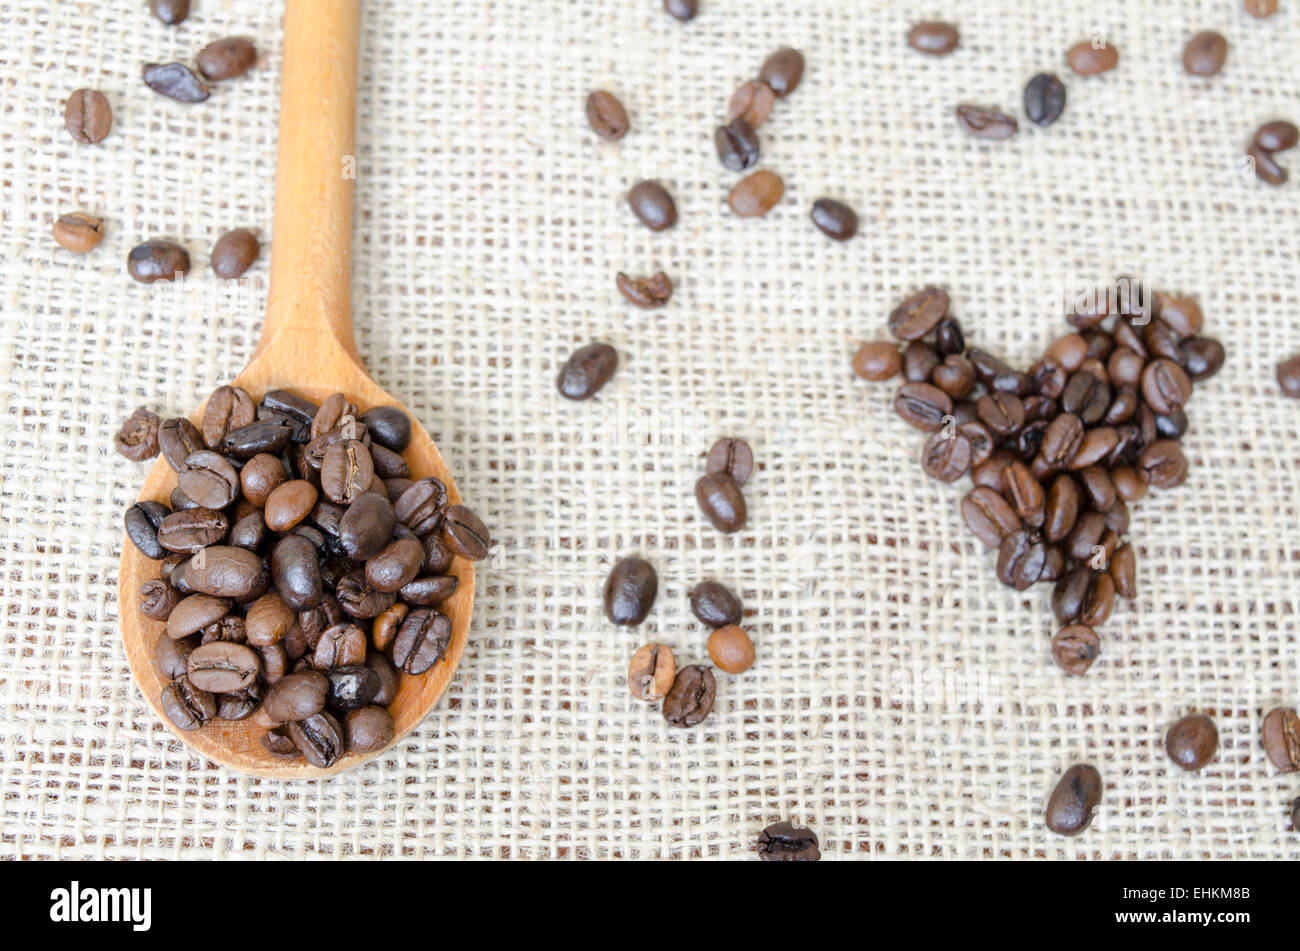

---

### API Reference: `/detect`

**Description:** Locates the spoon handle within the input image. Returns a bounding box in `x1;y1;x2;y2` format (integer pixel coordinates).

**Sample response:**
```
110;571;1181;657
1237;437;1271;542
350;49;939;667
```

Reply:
260;0;362;364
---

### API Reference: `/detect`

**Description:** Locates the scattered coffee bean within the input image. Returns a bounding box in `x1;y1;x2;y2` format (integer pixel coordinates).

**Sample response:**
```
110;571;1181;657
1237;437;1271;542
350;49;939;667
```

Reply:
604;557;657;625
689;580;743;627
758;48;804;99
895;382;953;432
1278;354;1300;398
52;211;105;253
853;341;901;381
705;437;754;486
627;644;675;701
115;407;161;461
1261;707;1300;773
695;471;747;532
1184;31;1228;77
1052;624;1100;675
149;0;190;25
1045;764;1102;836
664;0;698;20
1165;713;1218;770
728;80;775;128
558;343;618;400
662;664;715;727
143;62;210;103
1066;41;1119;76
1024;73;1066;127
728;169;784;217
707;624;754;674
616;271;673;308
1245;0;1278;17
1247;143;1286;185
627;180;677;231
889;287;950;340
810;198;858;241
955;104;1018;139
197;37;258;82
586;90;630;141
211;228;260;278
756;821;820;861
128;239;190;283
715;116;760;171
908;21;959;56
961;486;1020;548
442;505;490;560
1254;120;1298;153
65;89;112;144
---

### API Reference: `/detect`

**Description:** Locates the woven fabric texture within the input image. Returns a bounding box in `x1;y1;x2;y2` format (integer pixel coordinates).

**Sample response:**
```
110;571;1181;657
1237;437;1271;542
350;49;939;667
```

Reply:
1;0;1298;859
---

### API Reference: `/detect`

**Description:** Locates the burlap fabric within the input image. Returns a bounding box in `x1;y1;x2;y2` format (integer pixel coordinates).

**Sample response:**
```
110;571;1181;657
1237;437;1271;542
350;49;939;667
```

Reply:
1;0;1297;860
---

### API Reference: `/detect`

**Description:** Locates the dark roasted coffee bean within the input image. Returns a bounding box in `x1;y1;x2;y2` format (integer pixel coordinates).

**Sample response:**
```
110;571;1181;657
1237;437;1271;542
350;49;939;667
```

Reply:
955;104;1018;139
689;580;743;628
335;570;395;620
197;37;258;82
1079;466;1116;512
908;21;958;55
1052;625;1100;676
627;180;676;231
1043;474;1081;543
271;534;322;609
325;665;379;713
604;556;657;625
715;117;760;171
288;712;343;768
262;390;319;432
210;227;260;278
997;530;1046;590
1154;408;1188;440
706;437;754;486
143;62;209;102
1024;72;1066;126
1179;337;1224;381
558;342;618;399
1061;370;1110;424
1183;31;1228;77
201;385;256;449
1248;143;1287;185
662;665;715;727
810;198;858;241
1255;120;1299;153
1003;461;1045;527
353;407;408;453
971;450;1017;491
1109;542;1137;601
1107;348;1144;389
961;486;1021;548
1102;384;1138;426
932;354;976;400
586;89;629;140
664;0;698;20
337;491;396;561
933;319;964;358
853;341;901;381
888;287;949;341
312;622;368;669
1040;413;1084;469
1144;318;1185;365
150;0;189;24
155;633;195;679
1067;41;1119;76
756;821;820;861
1155;294;1203;337
115;407;161;461
177;450;240;508
1052;561;1094;626
128;240;190;283
922;430;971;483
170;487;200;511
393;478;448;536
1166;713;1218;770
616;271;673;308
967;348;1015;384
125;499;171;559
1137;440;1188;488
1030;360;1068;399
187;641;260;693
695;472;747;532
157;507;228;554
442;505;490;559
391;607;451;674
320;439;374;504
216;682;264;721
1039;546;1065;583
1141;358;1192;415
238;453;286;506
1016;420;1048;459
365;537;425;592
759;48;804;98
221;417;294;459
371;602;409;653
344;706;394;753
1079;571;1115;626
727;170;784;217
65;88;112;144
976;392;1025;437
895;382;953;432
1067;426;1119;469
166;593;229;640
262;726;299;757
140;579;181;621
1065;510;1106;562
728;80;775;128
1045;763;1102;835
186;546;266;600
901;340;940;382
399;574;459;606
958;421;995;465
161;676;216;731
1102;496;1129;534
1261;707;1300;773
1279;354;1300;398
366;653;400;706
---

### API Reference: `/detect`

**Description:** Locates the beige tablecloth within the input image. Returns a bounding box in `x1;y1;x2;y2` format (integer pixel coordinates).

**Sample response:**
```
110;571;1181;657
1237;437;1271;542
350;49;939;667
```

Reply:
1;0;1298;859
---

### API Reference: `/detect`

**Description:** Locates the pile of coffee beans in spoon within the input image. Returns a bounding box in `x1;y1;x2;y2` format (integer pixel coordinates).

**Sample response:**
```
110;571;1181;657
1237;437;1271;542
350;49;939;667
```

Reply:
119;387;489;766
854;284;1225;674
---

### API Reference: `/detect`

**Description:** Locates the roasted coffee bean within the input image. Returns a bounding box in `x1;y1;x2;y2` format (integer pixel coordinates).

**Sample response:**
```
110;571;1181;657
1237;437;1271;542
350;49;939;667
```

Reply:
627;180;677;231
1279;355;1300;398
1078;571;1115;626
371;603;409;654
166;593;229;640
128;240;190;283
728;169;784;217
706;437;754;486
157;507;228;554
977;392;1025;437
197;37;258;81
1067;426;1119;469
932;354;976;400
143;62;209;102
220;417;294;458
421;531;455;575
298;597;344;650
1154;408;1188;440
1039;546;1066;583
1065;510;1106;562
1248;143;1287;185
888;287;949;341
689;580;743;628
616;271;673;308
236;454;285;506
115;407;161;461
708;624;755;674
1261;707;1300;773
922;430;971;483
1107;348;1144;389
1046;334;1088;371
961;487;1021;548
366;652;400;706
324;665;379;713
53;211;105;253
336;571;395;619
177;450;240;508
1061;370;1110;424
1067;41;1119;76
662;665;715;727
628;643;676;701
155;633;195;680
442;505;490;559
1245;0;1279;17
216;683;264;721
1106;543;1136;599
586;89;630;141
125;499;171;560
1137;440;1188;488
727;80;776;128
210;227;260;278
1255;120;1299;153
1141;359;1192;415
1041;413;1085;469
967;349;1014;386
263;390;319;433
244;591;294;647
1024;72;1066;126
557;342;618;400
901;340;941;382
262;727;299;758
1045;763;1102;836
1184;31;1228;77
187;641;260;693
1102;497;1129;534
344;706;394;753
971;450;1017;491
258;640;288;684
351;407;407;454
853;342;901;381
908;21;958;55
399;575;459;606
264;480;318;532
365;537;425;592
150;0;189;24
1111;467;1146;503
161;676;217;731
1045;470;1083;547
959;421;995;465
1052;625;1101;676
664;0;698;20
1003;462;1045;527
312;622;368;669
1165;713;1218;770
1017;421;1049;460
1101;385;1138;427
1079;466;1116;512
896;382;953;432
140;579;182;621
390;608;451;674
201;615;247;648
288;712;344;768
1030;360;1068;399
201;385;256;449
1178;337;1224;382
1155;294;1203;337
810;198;858;241
997;530;1046;590
185;545;266;600
337;491;396;561
386;478;412;502
756;822;820;861
759;47;804;98
272;534;323;609
320;439;374;505
65;88;112;144
695;471;747;533
604;556;657;625
715;116;760;171
956;104;1018;139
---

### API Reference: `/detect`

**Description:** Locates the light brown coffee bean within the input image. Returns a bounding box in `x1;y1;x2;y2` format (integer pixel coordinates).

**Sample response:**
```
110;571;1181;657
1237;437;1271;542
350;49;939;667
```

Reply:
853;342;901;381
727;169;784;218
115;407;161;461
908;21;959;56
211;228;260;279
627;643;675;701
586;90;629;141
264;480;319;532
727;80;775;128
707;624;755;674
52;211;105;253
616;271;672;308
1067;41;1120;76
65;89;112;144
196;37;258;81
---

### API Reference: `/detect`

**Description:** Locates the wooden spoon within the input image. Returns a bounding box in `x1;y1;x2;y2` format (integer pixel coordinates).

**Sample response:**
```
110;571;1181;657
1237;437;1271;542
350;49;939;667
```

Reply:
117;0;474;778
